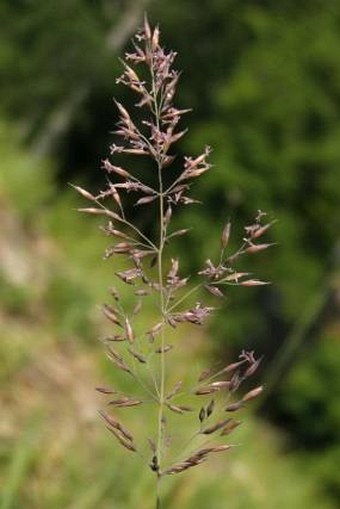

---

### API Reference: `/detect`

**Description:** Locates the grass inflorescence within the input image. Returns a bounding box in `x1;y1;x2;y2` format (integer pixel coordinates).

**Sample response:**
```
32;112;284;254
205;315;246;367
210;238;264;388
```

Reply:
74;16;274;508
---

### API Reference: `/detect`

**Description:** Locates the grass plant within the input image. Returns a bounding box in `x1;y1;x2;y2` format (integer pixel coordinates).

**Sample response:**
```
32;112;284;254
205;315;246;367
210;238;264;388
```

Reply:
74;16;275;509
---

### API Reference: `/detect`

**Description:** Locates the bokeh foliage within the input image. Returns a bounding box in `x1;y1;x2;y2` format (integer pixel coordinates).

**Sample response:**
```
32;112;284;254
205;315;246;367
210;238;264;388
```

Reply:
0;0;339;507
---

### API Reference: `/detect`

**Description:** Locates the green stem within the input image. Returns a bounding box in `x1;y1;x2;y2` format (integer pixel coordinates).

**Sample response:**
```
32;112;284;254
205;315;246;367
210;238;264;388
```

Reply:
156;161;166;472
156;475;162;509
166;283;201;313
148;40;168;506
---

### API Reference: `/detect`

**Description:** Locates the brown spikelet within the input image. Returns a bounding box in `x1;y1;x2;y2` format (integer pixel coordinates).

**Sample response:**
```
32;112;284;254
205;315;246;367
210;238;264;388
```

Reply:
204;285;224;298
124;317;135;343
105;426;137;452
106;351;131;374
109;185;123;209
166;228;190;240
155;345;173;354
239;279;269;287
102;159;131;178
242;385;264;402
112;242;133;254
115;268;140;285
71;184;96;201
99;410;118;427
244;357;263;378
197;367;214;382
195;386;219;396
206;398;215;417
77;207;121;220
116;423;134;443
118;147;148;155
252;221;275;239
166;403;193;414
163;459;203;475
225;401;244;412
135;289;150;297
107;345;123;362
245;243;275;254
151;25;159;51
164;445;233;475
150;455;160;472
225;272;251;282
229;370;243;392
143;13;152;39
146;322;163;342
103;334;126;342
220;419;242;436
108;397;142;408
194;386;216;395
128;347;146;364
199;407;206;422
136;195;158;206
164;204;172;226
99;411;134;442
166;381;183;400
102;304;122;327
210;381;230;389
220;360;246;375
195;382;229;395
201;418;232;435
209;444;234;453
221;221;231;249
95;387;116;395
114;99;131;121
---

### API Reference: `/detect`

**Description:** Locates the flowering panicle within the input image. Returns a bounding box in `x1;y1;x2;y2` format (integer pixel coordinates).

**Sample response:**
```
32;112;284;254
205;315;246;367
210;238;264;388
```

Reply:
74;15;274;508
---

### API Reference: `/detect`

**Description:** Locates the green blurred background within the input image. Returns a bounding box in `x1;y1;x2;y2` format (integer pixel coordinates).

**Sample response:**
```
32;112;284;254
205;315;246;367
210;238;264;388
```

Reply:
0;1;339;508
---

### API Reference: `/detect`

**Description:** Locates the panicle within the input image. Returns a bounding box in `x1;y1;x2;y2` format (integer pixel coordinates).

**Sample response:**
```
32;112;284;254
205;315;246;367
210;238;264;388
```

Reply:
72;16;275;489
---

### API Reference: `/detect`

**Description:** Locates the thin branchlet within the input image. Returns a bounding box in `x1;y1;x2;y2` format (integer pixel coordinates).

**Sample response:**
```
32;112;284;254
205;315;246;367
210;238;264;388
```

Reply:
74;15;275;509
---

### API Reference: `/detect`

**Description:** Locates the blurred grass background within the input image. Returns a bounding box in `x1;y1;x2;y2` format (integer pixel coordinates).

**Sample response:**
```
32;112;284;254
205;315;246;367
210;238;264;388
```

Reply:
0;1;339;508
